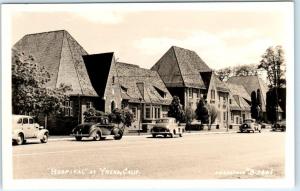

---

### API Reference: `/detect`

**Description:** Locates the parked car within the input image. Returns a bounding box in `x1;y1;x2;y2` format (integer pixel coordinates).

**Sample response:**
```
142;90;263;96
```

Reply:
272;120;286;132
150;117;183;138
12;115;49;145
71;116;123;141
239;118;261;133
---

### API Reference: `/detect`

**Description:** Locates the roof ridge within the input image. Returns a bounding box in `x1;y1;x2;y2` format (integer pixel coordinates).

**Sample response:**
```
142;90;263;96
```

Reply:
55;31;66;88
24;30;66;37
65;32;84;95
172;46;186;87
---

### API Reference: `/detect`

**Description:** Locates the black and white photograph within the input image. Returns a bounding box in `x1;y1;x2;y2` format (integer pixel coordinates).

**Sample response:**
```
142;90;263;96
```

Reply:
1;2;294;189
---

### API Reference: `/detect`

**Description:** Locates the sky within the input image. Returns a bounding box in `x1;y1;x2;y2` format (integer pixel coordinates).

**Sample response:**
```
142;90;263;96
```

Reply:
10;3;293;70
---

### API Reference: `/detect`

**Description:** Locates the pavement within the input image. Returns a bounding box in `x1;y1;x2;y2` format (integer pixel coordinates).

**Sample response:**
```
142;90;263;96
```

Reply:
47;128;271;141
13;130;284;179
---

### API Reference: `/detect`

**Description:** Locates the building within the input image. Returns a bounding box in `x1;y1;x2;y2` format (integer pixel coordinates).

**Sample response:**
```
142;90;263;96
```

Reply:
82;53;173;131
151;46;231;128
226;83;251;128
227;75;283;122
13;30;100;134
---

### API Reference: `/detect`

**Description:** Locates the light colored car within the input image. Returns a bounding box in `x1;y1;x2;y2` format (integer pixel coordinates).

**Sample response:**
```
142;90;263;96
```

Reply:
12;115;49;145
150;117;183;138
239;118;261;133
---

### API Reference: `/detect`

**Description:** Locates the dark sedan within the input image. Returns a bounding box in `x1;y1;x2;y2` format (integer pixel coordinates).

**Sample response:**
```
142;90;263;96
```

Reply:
71;116;123;141
272;120;286;132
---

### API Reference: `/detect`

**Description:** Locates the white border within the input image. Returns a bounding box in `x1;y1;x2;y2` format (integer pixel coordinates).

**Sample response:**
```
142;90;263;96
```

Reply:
1;2;294;189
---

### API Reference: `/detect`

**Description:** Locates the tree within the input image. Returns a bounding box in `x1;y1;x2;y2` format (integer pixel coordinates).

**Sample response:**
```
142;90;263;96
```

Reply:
12;50;72;128
208;104;218;125
168;96;185;123
266;89;277;123
108;108;134;128
83;108;106;122
256;89;263;122
185;107;196;126
216;67;233;81
250;91;258;120
195;98;209;124
216;64;260;81
258;45;286;88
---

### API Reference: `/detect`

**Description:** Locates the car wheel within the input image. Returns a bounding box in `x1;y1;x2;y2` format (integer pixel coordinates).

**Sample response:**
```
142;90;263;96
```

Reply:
75;136;82;141
100;137;106;140
179;133;183;137
16;133;24;145
93;131;101;141
152;134;157;138
40;133;48;143
259;130;261;133
163;134;167;138
114;134;123;140
170;133;173;138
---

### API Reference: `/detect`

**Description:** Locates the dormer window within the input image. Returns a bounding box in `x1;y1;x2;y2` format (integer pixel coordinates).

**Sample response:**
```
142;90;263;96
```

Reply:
121;85;128;93
154;86;166;99
112;76;115;85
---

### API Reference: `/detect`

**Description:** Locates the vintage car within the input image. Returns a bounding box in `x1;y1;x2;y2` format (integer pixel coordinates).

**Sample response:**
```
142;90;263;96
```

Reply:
150;117;183;138
239;118;261;133
71;116;123;141
12;115;49;145
272;120;286;132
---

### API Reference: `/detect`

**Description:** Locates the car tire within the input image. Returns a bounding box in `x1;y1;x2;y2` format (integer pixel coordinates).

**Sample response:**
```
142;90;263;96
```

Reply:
163;134;167;138
16;133;24;145
152;134;156;138
75;136;82;141
170;133;173;138
40;133;48;143
179;133;183;137
259;130;261;133
93;131;101;141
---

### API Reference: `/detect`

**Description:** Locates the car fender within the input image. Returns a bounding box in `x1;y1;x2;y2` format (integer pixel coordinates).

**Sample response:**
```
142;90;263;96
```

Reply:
37;129;49;139
12;129;24;140
89;126;102;137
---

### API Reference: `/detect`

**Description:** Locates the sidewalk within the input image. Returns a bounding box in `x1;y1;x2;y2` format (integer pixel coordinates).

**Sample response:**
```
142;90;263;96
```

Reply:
48;129;240;142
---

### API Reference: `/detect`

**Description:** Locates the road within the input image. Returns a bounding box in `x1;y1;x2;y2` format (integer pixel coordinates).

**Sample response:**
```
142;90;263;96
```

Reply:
13;131;285;179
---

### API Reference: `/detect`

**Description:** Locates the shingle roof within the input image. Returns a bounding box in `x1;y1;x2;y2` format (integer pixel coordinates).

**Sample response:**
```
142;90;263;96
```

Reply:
116;62;173;105
227;75;268;111
151;46;212;88
226;83;251;101
13;30;97;96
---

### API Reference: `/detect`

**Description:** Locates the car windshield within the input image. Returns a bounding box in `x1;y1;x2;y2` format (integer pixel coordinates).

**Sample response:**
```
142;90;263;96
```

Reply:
244;119;254;123
157;119;170;123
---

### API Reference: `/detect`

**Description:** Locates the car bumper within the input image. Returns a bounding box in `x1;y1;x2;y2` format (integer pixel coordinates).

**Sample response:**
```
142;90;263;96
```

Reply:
70;133;90;137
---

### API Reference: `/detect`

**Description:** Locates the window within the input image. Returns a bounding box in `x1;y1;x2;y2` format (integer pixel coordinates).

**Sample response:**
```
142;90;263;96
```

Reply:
145;107;151;119
229;99;232;104
17;118;22;124
23;118;28;124
111;101;116;112
64;101;73;117
236;117;239;124
29;118;33;124
223;112;226;121
197;89;200;98
86;102;93;109
188;88;193;98
231;112;234;123
154;106;161;119
132;107;137;119
112;76;115;85
211;90;215;100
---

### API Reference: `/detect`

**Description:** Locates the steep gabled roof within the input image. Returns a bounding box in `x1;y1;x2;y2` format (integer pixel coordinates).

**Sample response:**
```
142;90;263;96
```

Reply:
227;75;268;111
226;83;251;101
116;62;173;105
13;30;97;96
151;46;212;88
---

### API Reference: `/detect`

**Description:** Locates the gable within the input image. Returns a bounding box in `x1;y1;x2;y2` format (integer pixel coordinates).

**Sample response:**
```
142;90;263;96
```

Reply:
151;47;184;87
